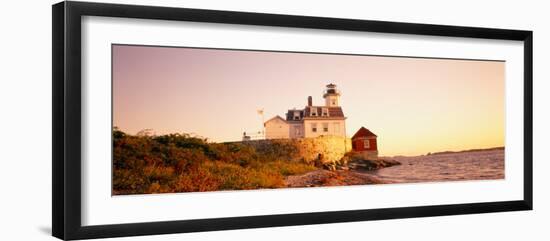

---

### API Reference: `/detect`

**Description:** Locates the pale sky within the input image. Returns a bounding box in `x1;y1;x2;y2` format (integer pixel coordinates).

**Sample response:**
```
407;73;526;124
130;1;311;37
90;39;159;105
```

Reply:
113;44;505;156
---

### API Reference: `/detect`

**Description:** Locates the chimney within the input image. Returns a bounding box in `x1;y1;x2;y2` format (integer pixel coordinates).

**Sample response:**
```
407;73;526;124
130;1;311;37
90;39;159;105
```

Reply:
308;96;312;106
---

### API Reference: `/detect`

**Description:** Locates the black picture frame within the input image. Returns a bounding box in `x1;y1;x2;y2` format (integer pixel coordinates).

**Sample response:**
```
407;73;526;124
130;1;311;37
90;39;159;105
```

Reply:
52;1;533;240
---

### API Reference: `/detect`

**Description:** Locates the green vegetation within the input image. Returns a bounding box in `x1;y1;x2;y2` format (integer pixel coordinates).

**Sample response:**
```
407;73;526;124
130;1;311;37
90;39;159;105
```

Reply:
113;128;317;195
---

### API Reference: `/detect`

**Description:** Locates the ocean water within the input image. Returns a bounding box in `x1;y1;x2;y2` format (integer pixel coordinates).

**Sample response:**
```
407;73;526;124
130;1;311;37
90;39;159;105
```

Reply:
368;149;505;184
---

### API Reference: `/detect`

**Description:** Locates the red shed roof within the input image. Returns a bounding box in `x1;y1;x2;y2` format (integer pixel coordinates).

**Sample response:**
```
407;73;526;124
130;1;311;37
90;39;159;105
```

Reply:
352;127;377;139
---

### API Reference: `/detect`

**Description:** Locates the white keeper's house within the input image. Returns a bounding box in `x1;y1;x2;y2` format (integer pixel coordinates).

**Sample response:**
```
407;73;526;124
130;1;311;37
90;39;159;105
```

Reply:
264;83;347;139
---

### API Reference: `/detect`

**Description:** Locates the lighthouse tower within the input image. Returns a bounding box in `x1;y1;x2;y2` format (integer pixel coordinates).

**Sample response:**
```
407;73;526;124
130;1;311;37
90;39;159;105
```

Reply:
323;83;341;107
263;83;347;139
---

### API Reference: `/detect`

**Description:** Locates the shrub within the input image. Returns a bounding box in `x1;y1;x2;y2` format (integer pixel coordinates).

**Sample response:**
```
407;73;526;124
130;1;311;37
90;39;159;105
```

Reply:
112;129;319;195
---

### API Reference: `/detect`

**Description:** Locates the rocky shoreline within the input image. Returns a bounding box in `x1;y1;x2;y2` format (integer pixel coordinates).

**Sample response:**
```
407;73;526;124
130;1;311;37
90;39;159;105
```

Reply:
284;148;506;187
284;159;401;188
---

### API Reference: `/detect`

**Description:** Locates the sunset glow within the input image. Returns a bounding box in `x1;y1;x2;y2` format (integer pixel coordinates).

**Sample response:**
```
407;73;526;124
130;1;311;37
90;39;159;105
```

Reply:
113;45;505;156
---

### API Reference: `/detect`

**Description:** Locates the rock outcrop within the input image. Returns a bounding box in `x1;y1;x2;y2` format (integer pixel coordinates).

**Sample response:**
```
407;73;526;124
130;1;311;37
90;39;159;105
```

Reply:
242;136;352;164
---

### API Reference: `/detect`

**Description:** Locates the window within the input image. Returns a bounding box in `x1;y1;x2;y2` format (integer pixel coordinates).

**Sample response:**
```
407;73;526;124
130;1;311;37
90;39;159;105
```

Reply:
293;111;301;120
333;123;340;133
310;107;318;116
323;123;329;132
363;140;370;149
322;108;329;116
311;123;317;132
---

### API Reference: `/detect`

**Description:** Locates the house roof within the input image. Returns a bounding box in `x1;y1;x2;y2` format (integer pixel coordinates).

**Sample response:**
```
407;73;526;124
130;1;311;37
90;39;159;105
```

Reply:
264;115;287;125
285;106;345;121
285;109;305;121
352;127;377;139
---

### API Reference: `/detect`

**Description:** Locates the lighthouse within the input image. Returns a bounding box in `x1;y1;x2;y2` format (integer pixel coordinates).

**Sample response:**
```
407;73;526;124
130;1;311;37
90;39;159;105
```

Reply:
263;83;347;139
323;83;341;107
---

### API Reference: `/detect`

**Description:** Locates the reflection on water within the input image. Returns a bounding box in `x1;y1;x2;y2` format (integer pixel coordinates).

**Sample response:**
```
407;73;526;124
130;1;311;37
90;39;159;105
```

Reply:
369;149;504;184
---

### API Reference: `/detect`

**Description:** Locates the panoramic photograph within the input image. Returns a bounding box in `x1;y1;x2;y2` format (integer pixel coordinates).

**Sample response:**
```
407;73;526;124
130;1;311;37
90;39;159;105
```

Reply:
112;44;505;195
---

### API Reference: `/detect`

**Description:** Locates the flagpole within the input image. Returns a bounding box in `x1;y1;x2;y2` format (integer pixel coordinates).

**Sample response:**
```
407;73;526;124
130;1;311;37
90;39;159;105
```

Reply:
257;108;265;139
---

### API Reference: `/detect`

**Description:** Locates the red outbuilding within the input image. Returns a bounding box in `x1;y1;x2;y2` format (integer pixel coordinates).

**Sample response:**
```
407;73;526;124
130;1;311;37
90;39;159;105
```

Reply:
351;127;378;160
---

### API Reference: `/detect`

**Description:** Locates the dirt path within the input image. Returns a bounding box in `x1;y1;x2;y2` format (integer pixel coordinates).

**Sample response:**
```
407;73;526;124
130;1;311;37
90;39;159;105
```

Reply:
284;169;390;188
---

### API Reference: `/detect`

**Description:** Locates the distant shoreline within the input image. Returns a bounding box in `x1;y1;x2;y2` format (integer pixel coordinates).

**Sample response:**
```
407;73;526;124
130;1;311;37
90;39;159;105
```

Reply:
427;146;504;156
383;146;505;158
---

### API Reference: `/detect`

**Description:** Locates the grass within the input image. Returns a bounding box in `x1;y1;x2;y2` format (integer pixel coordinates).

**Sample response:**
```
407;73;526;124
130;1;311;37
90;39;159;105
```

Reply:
112;128;317;195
